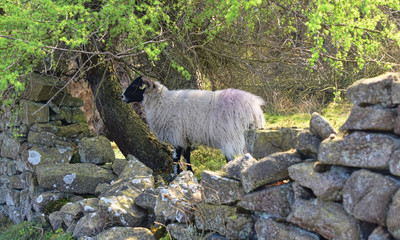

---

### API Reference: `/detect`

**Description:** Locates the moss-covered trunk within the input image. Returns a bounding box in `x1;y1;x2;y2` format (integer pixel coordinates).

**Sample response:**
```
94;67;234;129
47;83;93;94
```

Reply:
86;60;172;172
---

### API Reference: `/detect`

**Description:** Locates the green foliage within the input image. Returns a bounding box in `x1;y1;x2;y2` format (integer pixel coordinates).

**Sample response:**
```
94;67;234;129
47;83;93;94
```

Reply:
43;199;72;215
191;146;226;180
0;218;72;240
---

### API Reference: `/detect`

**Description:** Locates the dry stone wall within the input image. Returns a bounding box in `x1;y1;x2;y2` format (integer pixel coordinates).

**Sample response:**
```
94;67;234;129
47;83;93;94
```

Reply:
1;72;400;240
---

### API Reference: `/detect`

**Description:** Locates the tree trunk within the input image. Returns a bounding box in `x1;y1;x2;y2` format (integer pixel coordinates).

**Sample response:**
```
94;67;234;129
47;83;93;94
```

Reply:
86;59;172;172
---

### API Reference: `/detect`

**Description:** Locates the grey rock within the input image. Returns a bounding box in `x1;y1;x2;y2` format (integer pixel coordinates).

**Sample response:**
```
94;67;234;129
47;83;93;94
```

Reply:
296;131;321;158
72;212;105;239
59;202;83;228
222;153;257;180
310;112;337;139
318;131;400;169
33;191;65;213
368;226;392;240
134;189;158;211
27;131;57;147
240;150;302;193
78;198;99;214
20;100;49;125
195;202;253;240
389;149;400;176
0;132;21;160
387;189;400;238
167;223;199;240
35;163;115;194
23;73;64;102
255;218;319;240
287;198;361;240
22;144;73;166
155;171;202;223
94;227;155;240
52;92;84;107
49;211;64;231
118;155;153;179
237;183;293;219
201;170;245;205
340;106;396;132
112;158;128;176
246;128;303;158
79;136;115;165
343;169;399;226
99;195;146;227
288;162;350;201
346;72;400;107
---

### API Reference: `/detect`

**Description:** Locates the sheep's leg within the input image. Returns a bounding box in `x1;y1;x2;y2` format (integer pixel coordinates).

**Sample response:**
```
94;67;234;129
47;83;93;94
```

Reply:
173;147;183;174
183;147;193;172
225;156;232;163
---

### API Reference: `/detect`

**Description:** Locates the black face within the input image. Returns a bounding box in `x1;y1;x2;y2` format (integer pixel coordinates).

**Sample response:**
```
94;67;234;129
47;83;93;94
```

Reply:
122;76;147;103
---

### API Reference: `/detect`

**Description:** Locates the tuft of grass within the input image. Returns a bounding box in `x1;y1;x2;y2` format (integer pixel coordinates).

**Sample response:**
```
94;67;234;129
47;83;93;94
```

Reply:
0;218;73;240
191;146;226;180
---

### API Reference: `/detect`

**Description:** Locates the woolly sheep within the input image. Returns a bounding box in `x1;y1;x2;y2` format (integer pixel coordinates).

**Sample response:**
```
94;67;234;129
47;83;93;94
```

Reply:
122;76;266;173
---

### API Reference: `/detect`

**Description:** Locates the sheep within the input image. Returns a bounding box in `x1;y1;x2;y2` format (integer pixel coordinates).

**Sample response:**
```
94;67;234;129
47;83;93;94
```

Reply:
122;76;266;174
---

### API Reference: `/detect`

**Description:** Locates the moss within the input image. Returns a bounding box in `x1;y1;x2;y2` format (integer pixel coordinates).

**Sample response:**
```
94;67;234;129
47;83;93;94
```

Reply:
43;199;71;215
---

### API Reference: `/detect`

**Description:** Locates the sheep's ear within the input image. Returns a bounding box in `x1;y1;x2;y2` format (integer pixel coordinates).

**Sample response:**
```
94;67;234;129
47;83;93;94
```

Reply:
142;76;155;93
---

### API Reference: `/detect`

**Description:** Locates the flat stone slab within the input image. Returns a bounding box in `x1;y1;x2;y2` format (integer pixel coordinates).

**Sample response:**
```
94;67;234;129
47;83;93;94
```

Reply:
288;162;350;201
35;163;115;194
287;198;361;240
346;72;400;107
237;183;293;219
201;170;244;205
343;169;399;226
340;106;396;132
255;218;319;240
240;150;302;193
387;189;400;239
318;131;400;169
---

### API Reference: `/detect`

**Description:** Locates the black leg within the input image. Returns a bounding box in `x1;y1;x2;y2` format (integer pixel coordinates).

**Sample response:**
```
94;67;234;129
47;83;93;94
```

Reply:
225;156;232;163
183;147;192;172
173;147;182;174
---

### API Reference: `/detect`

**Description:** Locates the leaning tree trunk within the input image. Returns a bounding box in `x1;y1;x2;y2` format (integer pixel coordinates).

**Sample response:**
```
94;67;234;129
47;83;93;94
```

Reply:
86;59;172;172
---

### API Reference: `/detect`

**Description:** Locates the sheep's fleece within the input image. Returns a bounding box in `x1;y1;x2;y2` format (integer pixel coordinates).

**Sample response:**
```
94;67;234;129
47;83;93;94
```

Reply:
122;76;266;160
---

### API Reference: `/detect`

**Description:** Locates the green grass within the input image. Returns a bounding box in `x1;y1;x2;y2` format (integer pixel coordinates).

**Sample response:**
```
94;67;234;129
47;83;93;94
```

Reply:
0;218;72;240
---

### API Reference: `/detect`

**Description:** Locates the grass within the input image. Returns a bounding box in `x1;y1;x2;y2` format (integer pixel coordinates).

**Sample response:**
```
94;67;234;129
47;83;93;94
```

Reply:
0;218;72;240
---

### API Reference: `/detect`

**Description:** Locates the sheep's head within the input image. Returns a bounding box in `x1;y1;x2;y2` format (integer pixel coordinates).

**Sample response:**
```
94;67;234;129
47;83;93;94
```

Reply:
122;76;155;103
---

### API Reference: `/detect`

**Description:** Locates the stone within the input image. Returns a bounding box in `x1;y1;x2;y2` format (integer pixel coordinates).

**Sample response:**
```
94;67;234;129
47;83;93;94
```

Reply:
340;106;396;132
10;174;26;190
99;195;146;227
167;223;199;240
287;198;361;240
22;144;73;166
94;227;155;240
72;212;105;239
49;211;64;231
57;123;90;138
246;128;302;158
59;202;83;228
288;162;350;201
0;132;21;160
195;202;253;240
33;191;65;213
27;131;57;147
20;100;49;125
35;163;115;194
78;198;99;214
52;92;84;107
389;149;400;176
240;150;302;193
79;136;115;165
23;73;64;102
155;171;202;223
112;158;128;176
237;183;294;219
346;72;400;107
318;131;400;169
118;155;153;179
387;189;400;238
255;218;319;240
222;153;257;180
343;169;399;226
99;178;142;198
310;112;337;139
71;107;87;123
368;226;392;240
201;171;244;205
134;189;158;211
295;131;321;158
